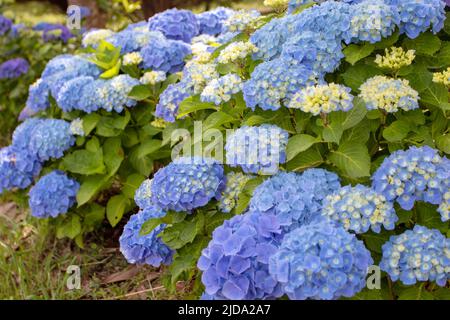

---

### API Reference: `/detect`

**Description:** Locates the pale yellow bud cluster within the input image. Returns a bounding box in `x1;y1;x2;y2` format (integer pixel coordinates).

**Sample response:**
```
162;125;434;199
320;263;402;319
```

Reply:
374;47;415;70
217;41;258;64
432;67;450;86
122;52;143;66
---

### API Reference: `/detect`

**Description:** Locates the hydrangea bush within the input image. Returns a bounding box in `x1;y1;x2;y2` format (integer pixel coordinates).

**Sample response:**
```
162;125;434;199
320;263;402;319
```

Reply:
1;0;450;300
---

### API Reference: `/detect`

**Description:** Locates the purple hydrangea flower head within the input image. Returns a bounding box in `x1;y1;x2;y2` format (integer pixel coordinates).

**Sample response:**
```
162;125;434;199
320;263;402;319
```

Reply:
198;211;284;300
372;146;450;210
33;23;74;43
0;58;29;79
155;79;194;122
140;37;191;73
0;146;42;194
148;8;199;43
225;125;289;175
380;225;449;286
269;219;373;300
28;170;79;218
119;207;174;266
250;169;341;231
197;7;235;36
0;15;12;35
151;157;225;212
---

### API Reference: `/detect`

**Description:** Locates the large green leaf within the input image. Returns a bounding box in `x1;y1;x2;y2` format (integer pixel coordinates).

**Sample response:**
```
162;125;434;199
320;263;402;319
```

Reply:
106;194;130;227
398;285;434;300
342;63;383;91
436;134;450;154
177;96;217;118
403;33;441;56
203;111;235;130
122;173;146;199
128;84;152;100
76;175;110;206
382;120;411;142
62;148;105;175
420;83;450;111
329;142;370;178
286;134;317;161
57;215;82;240
343;43;375;65
287;147;323;172
103;137;124;176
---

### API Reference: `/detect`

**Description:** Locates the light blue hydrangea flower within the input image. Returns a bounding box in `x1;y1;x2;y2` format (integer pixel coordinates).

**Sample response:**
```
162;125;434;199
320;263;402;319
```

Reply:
0;146;42;194
243;57;315;111
225;125;289;175
140;71;167;85
135;179;153;210
380;225;449;286
81;29;115;48
197;7;235;36
148;8;199;43
372;146;450;210
200;74;243;105
281;31;344;76
25;79;50;112
150;157;225;212
222;9;261;33
140;38;191;73
322;184;398;234
269;219;373;300
69;118;84;136
198;211;284;300
56;76;96;112
12;118;43;151
386;0;446;39
28;170;79;218
95;75;140;113
250;169;341;231
438;191;449;222
155;79;194;122
119;207;174;266
106;29;163;54
183;61;219;94
348;0;399;43
219;172;253;213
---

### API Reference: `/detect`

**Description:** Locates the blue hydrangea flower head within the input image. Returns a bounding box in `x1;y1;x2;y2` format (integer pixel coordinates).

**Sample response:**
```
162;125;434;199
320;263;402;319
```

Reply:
281;31;344;76
219;172;253;213
197;7;235;36
372;146;450;210
225;125;289;175
269;219;373;300
200;73;243;105
386;0;446;39
183;61;219;94
0;15;12;35
155;80;194;122
148;8;199;43
348;0;399;43
26;79;50;112
140;38;191;73
82;29;115;48
119;207;174;266
107;29;164;54
28;170;79;218
151;157;225;212
243;57;315;111
198;212;284;300
56;76;95;112
0;58;29;79
27;119;75;161
95;75;140;113
135;179;153;210
438;191;449;222
322;184;398;234
222;9;261;33
12;118;43;151
380;225;449;286
0;146;42;194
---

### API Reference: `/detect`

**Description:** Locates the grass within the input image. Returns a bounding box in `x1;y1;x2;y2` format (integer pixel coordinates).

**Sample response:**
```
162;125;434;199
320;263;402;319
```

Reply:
0;199;191;300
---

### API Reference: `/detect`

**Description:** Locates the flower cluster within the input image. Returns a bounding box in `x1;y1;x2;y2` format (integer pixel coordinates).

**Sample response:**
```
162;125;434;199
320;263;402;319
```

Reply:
119;207;174;266
123;52;143;66
438;191;449;222
95;75;140;113
222;9;261;33
106;28;159;54
269;219;373;300
134;179;153;210
28;170;79;218
288;83;353;115
433;67;450;87
250;170;341;231
217;41;258;65
0;15;12;35
183;61;219;94
359;76;419;113
225;125;289;175
200;74;243;105
150;157;225;212
69;118;84;136
0;58;29;79
218;172;253;213
140;37;191;73
81;29;115;48
375;47;415;71
372;146;450;210
148;8;199;43
243;57;314;111
155;80;194;122
140;71;167;85
380;225;449;286
322;184;398;234
197;7;235;36
32;23;74;43
198;212;283;300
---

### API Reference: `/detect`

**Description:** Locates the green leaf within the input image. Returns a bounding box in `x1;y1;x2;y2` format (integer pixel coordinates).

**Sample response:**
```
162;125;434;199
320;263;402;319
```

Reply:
62;148;105;175
140;217;164;236
177;96;217;118
403;67;433;93
234;177;264;214
286;134;317;161
420;83;450;111
100;59;121;79
343;43;375;65
57;215;82;240
82;203;105;231
444;12;450;35
135;139;161;158
433;288;450;300
436;134;450;154
96;112;131;137
76;175;110;206
382;120;411;142
341;122;370;144
161;214;204;250
287;146;323;172
329;142;370;178
361;230;395;254
435;41;450;67
342;63;383;92
203;111;235;130
374;31;400;50
106;194;130;227
416;202;449;234
322;123;343;144
398;285;434;300
103;137;124;176
82;113;100;135
122;173;146;199
128;84;152;101
404;33;441;56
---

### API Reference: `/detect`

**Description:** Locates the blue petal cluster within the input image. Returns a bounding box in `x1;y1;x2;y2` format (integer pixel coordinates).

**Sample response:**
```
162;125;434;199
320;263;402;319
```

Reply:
119;207;174;266
380;225;449;286
150;157;225;212
250;170;341;231
140;37;191;73
438;191;449;222
219;172;253;213
28;171;79;218
0;58;29;79
386;0;446;39
222;9;260;33
106;28;163;54
33;23;74;43
156;80;194;122
322;184;398;234
134;179;153;210
197;7;235;36
372;146;450;210
148;8;199;43
243;57;314;111
198;212;283;300
269;219;373;300
200;73;243;105
95;75;140;113
0;15;12;35
225;125;289;175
